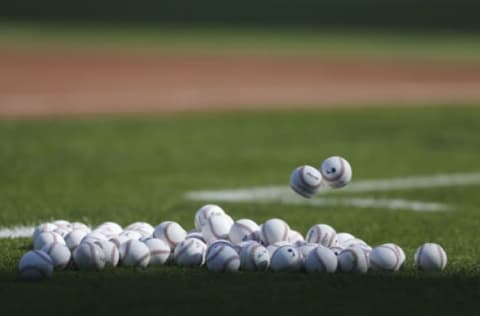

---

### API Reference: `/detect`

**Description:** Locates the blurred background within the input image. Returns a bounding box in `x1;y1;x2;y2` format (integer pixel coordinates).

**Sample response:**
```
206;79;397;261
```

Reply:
0;0;480;117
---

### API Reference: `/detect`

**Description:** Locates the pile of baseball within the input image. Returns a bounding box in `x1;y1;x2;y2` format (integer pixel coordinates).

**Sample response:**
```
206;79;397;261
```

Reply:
19;205;447;281
18;156;447;281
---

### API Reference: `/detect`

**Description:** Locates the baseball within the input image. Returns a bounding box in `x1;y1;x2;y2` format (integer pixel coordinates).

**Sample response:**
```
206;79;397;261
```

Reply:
267;241;293;257
82;231;109;244
41;242;71;270
228;219;260;244
335;232;355;247
206;244;240;272
337;245;369;273
32;223;58;242
119;239;150;268
414;243;447;271
194;204;226;231
153;221;187;249
64;229;88;252
383;243;406;269
174;238;207;267
305;246;338;273
124;222;154;238
239;243;270;271
185;232;207;243
320;156;352;188
93;240;120;267
330;245;344;256
119;230;143;241
53;226;72;238
73;242;106;270
288;230;305;245
18;250;54;281
33;231;65;250
289;165;323;198
109;235;130;249
296;242;318;262
71;222;91;233
143;238;171;266
271;245;303;272
260;218;290;246
306;224;337;247
94;222;123;239
201;214;234;244
369;244;404;272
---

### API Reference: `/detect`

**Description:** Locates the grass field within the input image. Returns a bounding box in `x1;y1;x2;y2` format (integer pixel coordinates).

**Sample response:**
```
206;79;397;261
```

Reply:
2;23;480;62
1;106;480;314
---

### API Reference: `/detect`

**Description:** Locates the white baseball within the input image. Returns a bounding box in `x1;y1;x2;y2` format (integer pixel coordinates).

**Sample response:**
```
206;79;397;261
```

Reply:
119;230;143;241
267;241;293;257
119;239;150;268
73;242;106;270
342;238;368;248
306;224;337;247
270;245;303;272
260;218;290;246
41;243;71;270
320;156;352;188
335;232;356;246
143;238;171;266
288;230;305;245
93;240;120;267
153;221;187;249
185;232;206;243
338;245;369;273
330;245;344;256
382;243;406;269
240;243;270;271
201;214;234;243
414;243;447;271
82;231;108;244
289;165;323;198
65;229;88;252
109;235;130;250
194;204;226;231
305;246;338;273
32;223;58;242
174;239;207;267
33;231;65;250
18;250;54;281
206;244;240;272
52;220;71;230
296;243;318;262
71;222;91;233
94;222;123;238
369;244;404;272
229;219;260;244
124;222;154;238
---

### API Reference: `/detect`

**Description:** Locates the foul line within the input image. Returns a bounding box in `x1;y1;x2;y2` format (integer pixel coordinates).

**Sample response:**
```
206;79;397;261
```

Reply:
185;172;480;212
0;226;34;239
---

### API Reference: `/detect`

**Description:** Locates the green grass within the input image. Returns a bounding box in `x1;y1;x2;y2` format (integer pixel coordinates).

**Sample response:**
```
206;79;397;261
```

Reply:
1;106;480;314
1;23;480;62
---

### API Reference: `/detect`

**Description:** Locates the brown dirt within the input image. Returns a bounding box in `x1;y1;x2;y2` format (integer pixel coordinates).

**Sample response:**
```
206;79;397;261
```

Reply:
1;50;480;118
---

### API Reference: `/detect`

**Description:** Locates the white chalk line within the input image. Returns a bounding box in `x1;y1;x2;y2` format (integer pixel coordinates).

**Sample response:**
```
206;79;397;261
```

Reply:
0;226;34;239
185;172;480;212
2;172;478;239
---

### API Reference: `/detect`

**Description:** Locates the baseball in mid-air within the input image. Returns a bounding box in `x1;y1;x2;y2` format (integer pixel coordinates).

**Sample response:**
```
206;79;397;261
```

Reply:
289;165;323;198
320;156;352;189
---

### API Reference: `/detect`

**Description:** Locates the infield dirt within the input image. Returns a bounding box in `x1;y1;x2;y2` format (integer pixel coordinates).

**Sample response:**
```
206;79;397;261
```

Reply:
1;50;480;118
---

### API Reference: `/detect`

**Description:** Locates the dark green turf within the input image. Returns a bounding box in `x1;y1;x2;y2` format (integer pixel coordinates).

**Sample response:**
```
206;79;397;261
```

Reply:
2;24;480;62
1;106;480;314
